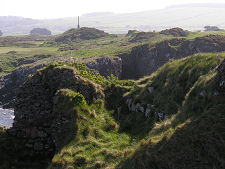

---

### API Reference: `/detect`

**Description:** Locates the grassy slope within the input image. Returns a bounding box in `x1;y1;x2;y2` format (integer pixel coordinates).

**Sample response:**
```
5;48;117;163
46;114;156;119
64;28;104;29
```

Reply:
116;53;225;169
50;52;225;169
0;52;225;169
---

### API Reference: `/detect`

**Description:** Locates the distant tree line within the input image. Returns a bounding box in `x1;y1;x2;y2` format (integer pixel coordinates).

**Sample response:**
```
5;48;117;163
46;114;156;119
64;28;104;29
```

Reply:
0;30;3;37
204;26;223;32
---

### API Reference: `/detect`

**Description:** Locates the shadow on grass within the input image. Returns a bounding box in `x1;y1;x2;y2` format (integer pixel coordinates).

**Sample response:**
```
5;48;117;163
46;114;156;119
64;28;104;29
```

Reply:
116;105;225;169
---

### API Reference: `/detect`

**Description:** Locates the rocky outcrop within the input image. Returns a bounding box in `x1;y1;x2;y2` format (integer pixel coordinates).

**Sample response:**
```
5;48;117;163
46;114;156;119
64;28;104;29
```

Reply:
9;65;103;155
120;38;184;79
0;64;45;108
86;56;122;79
121;35;225;79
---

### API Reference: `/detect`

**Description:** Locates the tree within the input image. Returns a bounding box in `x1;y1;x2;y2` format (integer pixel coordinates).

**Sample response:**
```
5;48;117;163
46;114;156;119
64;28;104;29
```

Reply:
30;28;51;35
204;26;221;32
0;30;3;37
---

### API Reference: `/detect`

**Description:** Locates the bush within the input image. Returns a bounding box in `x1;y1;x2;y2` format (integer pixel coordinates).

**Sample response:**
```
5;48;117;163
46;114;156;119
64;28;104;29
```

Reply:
204;26;222;31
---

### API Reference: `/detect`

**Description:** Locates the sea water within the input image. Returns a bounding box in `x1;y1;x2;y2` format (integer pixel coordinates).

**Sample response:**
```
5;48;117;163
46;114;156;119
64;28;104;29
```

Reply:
0;108;14;127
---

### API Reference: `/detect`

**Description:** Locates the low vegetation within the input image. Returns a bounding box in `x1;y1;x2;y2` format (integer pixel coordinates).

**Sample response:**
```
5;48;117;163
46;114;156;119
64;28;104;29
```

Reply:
0;28;225;169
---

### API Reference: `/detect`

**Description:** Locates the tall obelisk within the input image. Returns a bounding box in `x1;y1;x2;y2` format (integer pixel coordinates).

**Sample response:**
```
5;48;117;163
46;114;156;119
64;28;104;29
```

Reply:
77;16;80;29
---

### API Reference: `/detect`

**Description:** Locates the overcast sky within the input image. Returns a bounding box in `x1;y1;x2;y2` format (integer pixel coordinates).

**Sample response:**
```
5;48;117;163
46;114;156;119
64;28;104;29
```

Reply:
0;0;225;19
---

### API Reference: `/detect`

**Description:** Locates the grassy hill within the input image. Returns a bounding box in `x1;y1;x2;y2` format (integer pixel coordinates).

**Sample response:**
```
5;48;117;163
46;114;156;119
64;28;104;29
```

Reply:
116;53;225;169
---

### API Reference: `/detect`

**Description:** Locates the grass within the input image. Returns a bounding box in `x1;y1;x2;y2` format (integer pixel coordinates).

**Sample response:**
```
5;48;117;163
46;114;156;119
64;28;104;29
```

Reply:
0;46;58;76
1;30;225;169
0;35;140;77
1;52;225;168
115;52;225;169
41;53;225;169
51;102;137;169
186;30;225;39
1;30;223;78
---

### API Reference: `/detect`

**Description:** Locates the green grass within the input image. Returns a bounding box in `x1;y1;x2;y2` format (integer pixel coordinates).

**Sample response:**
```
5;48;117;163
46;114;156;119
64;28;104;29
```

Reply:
0;35;140;77
39;53;225;169
51;102;136;169
115;52;225;169
0;46;58;76
186;30;225;39
1;31;225;169
1;52;225;168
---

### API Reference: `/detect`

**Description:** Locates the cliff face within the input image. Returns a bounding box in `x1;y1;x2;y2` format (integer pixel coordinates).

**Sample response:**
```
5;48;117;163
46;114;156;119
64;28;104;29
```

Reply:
10;65;103;155
86;56;122;79
121;35;225;79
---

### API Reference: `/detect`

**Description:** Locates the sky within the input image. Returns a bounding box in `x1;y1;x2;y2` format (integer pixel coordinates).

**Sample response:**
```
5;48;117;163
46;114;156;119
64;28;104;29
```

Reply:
0;0;225;19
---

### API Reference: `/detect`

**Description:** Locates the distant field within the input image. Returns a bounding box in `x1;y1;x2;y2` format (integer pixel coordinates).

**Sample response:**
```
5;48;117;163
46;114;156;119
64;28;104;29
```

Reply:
0;47;56;54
